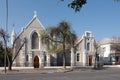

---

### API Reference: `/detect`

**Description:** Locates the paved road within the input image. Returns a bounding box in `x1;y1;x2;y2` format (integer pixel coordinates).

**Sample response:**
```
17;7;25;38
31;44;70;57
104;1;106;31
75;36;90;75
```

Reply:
0;68;120;80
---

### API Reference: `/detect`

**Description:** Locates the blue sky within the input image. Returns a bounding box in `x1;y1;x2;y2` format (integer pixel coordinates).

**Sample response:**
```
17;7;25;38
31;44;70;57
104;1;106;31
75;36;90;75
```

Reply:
0;0;120;43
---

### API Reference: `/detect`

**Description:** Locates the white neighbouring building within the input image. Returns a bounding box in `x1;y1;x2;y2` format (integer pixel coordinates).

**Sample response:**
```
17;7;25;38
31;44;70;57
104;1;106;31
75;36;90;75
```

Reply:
11;12;96;68
99;38;120;65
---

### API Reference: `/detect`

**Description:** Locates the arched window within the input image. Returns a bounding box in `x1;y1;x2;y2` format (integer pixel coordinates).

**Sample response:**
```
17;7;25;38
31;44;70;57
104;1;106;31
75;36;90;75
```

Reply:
31;32;39;49
77;53;80;61
44;52;47;62
26;55;29;61
44;54;47;62
87;43;90;51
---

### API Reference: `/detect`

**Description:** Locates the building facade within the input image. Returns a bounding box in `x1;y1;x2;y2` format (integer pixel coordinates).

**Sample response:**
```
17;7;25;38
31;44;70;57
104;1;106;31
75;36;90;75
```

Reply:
99;38;120;65
11;13;96;68
73;31;95;66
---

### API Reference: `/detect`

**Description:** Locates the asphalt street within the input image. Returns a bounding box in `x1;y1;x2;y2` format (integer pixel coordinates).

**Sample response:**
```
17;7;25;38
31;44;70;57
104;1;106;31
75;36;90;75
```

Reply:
0;68;120;80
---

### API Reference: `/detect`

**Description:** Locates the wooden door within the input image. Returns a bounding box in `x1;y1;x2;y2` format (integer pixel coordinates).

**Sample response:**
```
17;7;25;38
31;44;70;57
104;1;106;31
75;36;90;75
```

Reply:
89;56;93;66
34;56;39;68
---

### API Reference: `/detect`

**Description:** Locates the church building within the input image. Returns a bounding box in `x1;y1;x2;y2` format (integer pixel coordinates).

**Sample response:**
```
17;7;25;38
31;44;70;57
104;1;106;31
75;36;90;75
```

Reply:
11;12;96;68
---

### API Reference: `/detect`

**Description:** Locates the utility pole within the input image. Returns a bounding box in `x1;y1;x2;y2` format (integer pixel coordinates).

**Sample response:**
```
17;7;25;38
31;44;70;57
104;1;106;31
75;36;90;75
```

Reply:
4;38;7;73
4;0;8;74
6;0;8;33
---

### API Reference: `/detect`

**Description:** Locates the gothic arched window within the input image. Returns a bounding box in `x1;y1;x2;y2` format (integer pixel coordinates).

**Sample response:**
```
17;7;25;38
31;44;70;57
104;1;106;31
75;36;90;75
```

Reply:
31;32;39;49
26;55;29;61
87;43;90;51
77;53;80;62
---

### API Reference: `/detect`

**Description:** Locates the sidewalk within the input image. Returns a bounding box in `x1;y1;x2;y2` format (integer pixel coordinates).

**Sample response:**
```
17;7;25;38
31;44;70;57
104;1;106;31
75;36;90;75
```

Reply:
0;69;64;75
0;66;89;75
0;65;120;75
0;67;74;75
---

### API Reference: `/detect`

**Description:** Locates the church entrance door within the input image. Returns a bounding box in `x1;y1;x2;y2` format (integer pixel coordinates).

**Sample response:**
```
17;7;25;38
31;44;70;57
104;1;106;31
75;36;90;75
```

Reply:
89;56;93;66
34;56;39;68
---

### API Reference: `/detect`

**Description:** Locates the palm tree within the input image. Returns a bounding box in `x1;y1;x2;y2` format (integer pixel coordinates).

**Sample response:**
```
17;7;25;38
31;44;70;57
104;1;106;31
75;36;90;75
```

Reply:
40;21;77;69
0;41;5;67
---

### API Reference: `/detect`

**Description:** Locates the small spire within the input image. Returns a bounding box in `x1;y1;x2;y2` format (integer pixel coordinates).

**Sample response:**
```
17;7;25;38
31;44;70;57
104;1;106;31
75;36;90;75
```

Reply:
13;24;14;27
33;10;37;18
12;24;15;35
11;24;16;37
11;24;16;45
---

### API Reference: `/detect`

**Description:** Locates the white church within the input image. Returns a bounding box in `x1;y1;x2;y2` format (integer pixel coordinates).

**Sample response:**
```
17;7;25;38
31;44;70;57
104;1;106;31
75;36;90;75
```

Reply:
11;12;96;68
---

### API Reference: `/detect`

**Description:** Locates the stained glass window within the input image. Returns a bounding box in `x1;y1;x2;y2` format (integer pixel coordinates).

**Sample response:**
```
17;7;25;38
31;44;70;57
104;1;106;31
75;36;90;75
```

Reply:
31;32;39;49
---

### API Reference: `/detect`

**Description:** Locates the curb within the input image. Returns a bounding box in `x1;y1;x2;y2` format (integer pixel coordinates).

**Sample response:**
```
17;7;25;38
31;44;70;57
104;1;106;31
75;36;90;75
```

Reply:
0;69;66;75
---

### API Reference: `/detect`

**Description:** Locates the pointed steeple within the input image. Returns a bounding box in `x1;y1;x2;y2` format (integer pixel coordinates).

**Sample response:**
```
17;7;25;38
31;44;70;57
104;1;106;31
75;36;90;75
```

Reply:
33;10;37;18
11;24;16;45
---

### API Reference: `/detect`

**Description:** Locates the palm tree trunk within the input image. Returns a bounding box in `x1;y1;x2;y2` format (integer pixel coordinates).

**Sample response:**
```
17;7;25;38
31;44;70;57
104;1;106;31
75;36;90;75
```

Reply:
63;52;66;69
62;38;66;69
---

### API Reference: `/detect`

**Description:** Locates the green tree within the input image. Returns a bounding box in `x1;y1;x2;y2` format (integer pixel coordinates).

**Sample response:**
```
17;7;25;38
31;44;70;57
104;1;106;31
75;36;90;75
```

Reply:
40;21;77;69
60;0;119;12
60;0;87;12
0;28;26;70
0;28;9;73
0;40;12;67
0;41;4;66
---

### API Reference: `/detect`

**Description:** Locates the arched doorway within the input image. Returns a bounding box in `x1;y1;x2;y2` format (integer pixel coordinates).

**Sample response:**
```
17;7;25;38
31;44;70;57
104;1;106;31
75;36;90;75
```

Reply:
89;56;93;66
34;56;39;68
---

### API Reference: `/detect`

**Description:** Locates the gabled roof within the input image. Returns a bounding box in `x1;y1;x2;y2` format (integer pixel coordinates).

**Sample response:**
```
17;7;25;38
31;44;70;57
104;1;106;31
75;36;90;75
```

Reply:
15;12;45;40
25;14;45;30
74;36;83;46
